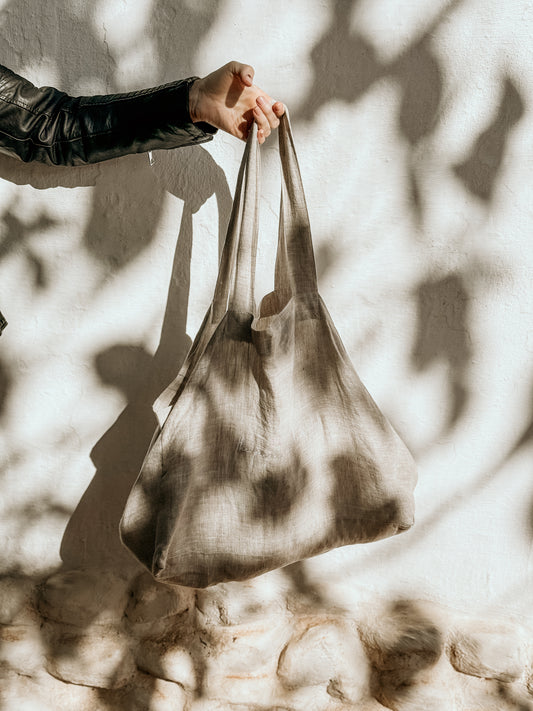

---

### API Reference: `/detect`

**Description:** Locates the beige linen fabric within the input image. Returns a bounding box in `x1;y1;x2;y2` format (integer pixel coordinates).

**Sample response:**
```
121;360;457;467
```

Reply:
120;113;417;588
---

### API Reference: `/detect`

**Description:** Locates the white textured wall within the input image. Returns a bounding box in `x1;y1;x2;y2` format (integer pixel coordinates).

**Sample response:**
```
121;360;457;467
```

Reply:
1;1;533;708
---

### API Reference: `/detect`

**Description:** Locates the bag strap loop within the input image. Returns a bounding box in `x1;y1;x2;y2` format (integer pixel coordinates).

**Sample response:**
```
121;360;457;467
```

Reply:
276;111;318;297
212;122;260;316
212;109;318;318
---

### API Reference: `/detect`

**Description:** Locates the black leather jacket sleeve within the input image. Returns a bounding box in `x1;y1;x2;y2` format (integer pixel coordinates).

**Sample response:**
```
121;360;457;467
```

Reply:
0;64;218;166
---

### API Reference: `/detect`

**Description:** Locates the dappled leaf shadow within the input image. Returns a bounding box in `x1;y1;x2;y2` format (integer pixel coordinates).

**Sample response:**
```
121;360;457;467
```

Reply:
508;378;533;544
282;560;328;610
147;0;220;83
394;37;443;220
496;681;533;711
0;207;58;289
412;272;472;430
454;77;525;202
0;1;115;94
361;599;443;707
298;0;381;118
294;0;530;226
296;0;456;129
314;239;341;282
330;454;403;541
395;40;443;147
0;354;11;419
250;452;310;525
82;157;167;271
509;375;533;461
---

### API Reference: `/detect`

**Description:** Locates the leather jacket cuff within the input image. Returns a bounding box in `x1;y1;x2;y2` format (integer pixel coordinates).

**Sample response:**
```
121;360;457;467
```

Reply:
70;76;219;164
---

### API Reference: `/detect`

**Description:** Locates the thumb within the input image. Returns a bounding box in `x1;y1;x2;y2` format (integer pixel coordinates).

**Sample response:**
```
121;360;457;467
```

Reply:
230;61;254;87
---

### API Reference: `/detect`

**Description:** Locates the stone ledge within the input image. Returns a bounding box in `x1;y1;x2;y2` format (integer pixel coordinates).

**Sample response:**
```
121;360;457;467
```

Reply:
277;617;369;703
2;573;533;710
43;624;136;689
447;619;527;682
37;569;130;628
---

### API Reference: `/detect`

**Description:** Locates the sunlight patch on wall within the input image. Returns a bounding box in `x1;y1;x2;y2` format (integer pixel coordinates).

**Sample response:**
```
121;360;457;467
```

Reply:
351;0;454;62
93;0;155;53
191;0;331;109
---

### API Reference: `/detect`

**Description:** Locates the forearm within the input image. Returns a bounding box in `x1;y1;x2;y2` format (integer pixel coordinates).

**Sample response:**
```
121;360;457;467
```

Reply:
0;65;217;166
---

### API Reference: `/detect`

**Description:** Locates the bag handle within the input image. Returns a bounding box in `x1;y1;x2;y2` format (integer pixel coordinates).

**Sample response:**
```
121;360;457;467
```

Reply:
275;111;318;297
212;122;260;317
212;109;317;318
152;114;315;425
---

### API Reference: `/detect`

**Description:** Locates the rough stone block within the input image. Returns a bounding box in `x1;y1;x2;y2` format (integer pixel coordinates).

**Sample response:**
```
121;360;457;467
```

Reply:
195;574;288;626
456;672;533;710
448;620;525;682
216;618;291;675
277;617;370;703
45;627;136;689
125;572;194;625
135;641;197;690
37;568;130;628
373;659;457;711
204;671;278;708
360;600;443;672
202;618;289;706
359;600;449;710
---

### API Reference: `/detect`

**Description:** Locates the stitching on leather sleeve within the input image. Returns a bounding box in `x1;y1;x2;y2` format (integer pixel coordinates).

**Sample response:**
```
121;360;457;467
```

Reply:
0;94;44;116
0;125;114;147
0;123;212;150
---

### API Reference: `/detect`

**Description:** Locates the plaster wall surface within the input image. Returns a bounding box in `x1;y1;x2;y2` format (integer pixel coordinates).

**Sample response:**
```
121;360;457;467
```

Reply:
1;0;533;708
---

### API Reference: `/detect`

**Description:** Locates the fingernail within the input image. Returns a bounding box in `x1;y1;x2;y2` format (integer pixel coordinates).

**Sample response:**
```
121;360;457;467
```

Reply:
257;96;266;106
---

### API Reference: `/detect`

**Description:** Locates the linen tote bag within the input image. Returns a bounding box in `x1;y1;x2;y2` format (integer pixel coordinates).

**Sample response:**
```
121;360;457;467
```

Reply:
120;113;417;588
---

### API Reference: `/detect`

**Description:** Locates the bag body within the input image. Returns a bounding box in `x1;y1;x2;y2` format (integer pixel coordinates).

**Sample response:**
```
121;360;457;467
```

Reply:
120;114;417;588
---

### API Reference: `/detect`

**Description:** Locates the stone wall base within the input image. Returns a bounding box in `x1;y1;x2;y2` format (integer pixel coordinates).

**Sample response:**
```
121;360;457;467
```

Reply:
1;570;532;710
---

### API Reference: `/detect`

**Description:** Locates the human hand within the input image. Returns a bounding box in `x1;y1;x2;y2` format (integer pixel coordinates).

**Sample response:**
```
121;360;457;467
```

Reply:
188;61;285;145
